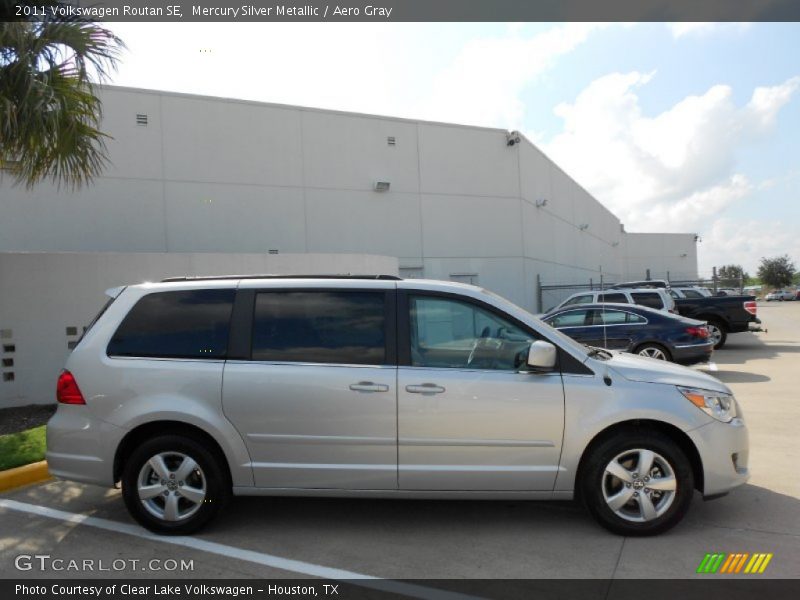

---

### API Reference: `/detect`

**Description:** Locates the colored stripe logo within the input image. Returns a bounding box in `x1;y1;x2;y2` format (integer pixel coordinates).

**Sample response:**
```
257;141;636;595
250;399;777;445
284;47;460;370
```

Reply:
697;552;773;574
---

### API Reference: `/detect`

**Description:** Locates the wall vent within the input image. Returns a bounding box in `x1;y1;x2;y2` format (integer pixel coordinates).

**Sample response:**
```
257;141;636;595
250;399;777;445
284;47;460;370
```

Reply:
0;329;11;339
2;358;12;367
67;341;78;350
268;249;279;255
136;114;148;126
2;344;14;353
387;136;396;146
66;326;78;336
2;372;13;382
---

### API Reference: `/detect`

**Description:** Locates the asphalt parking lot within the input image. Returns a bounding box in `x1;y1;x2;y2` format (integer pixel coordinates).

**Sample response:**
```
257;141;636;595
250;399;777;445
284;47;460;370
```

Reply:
1;301;798;582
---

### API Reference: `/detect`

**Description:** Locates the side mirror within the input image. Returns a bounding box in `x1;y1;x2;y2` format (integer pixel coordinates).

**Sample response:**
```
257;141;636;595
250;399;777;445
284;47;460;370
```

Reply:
527;340;557;372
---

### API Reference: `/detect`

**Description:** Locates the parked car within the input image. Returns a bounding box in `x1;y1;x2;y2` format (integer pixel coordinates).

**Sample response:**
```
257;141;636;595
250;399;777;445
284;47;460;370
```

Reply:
48;275;749;537
673;294;761;349
551;288;676;313
669;287;713;299
541;303;713;365
609;280;669;289
795;289;800;301
765;290;795;301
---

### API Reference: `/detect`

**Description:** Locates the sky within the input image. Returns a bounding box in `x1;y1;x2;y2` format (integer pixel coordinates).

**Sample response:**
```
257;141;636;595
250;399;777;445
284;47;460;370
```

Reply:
107;22;800;275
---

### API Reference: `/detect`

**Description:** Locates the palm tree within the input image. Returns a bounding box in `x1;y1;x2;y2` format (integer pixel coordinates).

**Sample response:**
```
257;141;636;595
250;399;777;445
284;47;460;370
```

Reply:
0;4;124;188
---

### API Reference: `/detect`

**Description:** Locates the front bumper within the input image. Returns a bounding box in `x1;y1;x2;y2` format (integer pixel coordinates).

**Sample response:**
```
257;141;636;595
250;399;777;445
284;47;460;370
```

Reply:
687;417;750;497
46;404;124;486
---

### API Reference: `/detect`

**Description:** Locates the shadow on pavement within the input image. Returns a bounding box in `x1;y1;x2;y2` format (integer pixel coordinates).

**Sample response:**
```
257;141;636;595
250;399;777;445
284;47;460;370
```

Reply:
711;370;771;384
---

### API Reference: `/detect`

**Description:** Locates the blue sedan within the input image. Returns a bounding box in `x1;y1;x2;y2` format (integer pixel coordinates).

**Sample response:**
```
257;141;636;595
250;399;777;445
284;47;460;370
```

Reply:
542;303;714;364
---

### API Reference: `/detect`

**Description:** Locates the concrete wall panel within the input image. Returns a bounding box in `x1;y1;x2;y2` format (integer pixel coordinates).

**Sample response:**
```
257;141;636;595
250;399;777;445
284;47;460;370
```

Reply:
305;189;422;259
418;124;519;198
302;112;420;193
421;194;523;258
161;96;303;187
163;182;307;253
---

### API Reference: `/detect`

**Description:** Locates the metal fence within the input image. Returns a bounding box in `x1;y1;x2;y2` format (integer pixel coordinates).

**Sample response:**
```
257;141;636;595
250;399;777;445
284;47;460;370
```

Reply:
535;268;746;313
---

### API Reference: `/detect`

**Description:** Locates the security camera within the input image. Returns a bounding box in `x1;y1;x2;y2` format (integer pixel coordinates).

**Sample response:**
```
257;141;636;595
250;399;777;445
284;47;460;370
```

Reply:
506;131;521;146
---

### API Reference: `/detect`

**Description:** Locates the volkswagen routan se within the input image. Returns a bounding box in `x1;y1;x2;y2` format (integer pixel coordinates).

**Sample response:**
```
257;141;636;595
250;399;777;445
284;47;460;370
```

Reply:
47;275;749;536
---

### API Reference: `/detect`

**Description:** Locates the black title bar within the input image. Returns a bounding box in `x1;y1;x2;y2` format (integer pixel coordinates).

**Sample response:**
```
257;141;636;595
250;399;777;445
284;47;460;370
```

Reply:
3;0;800;22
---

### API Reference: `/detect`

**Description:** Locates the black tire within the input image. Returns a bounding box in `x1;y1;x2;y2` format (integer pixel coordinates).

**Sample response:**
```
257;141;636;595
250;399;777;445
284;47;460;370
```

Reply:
634;343;672;362
121;434;230;535
706;319;727;349
580;430;694;536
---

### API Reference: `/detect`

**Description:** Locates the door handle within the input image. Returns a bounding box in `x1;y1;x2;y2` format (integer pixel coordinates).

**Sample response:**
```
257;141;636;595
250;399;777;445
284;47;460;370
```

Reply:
405;383;446;394
349;381;390;393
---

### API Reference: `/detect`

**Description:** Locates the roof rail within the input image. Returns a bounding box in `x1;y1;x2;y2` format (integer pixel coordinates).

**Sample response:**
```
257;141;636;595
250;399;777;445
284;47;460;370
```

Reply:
160;274;402;282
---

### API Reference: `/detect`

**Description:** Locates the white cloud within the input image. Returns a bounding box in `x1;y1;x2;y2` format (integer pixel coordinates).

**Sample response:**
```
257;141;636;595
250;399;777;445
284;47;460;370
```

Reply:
701;218;800;274
625;175;753;232
108;22;605;130
543;72;799;234
423;23;608;128
668;23;751;38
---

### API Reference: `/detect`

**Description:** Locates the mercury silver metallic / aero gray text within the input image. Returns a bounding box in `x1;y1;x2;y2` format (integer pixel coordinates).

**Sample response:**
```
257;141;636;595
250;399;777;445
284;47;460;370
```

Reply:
46;276;749;536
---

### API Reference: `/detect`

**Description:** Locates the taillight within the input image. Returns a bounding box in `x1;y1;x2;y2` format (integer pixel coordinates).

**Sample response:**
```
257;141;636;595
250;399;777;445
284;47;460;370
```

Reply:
686;326;709;339
56;370;86;405
744;301;757;316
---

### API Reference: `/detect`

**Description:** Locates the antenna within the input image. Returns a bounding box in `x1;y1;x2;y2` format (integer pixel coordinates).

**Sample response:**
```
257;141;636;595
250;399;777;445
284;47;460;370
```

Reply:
602;302;608;350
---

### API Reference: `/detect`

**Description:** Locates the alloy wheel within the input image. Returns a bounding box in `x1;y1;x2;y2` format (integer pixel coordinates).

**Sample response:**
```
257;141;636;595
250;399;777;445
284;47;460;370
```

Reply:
707;324;722;346
601;448;677;522
638;346;667;360
137;451;207;522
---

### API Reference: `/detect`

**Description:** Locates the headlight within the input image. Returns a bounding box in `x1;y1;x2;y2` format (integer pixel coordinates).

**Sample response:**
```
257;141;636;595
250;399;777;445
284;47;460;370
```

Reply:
678;386;737;423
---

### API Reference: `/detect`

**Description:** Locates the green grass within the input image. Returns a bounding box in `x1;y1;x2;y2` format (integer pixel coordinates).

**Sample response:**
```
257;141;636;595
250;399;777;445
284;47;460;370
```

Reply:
0;425;46;471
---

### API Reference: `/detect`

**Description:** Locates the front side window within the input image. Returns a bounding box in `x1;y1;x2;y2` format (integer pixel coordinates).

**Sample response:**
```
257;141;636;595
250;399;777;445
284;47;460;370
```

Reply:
252;291;386;365
682;289;704;299
631;292;664;309
410;296;535;370
108;289;235;359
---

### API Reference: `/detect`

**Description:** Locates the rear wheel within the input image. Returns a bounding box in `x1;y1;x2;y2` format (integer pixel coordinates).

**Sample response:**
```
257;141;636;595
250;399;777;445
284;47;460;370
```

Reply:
581;430;694;536
635;343;671;361
122;434;230;535
706;319;727;349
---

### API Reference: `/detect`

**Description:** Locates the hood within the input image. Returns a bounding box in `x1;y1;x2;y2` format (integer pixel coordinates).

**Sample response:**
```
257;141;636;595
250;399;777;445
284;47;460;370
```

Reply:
604;352;731;393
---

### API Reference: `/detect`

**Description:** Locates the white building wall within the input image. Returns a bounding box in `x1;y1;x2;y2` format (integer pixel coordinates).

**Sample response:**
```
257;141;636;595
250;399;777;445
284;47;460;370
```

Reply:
621;233;699;281
0;252;398;407
0;86;698;349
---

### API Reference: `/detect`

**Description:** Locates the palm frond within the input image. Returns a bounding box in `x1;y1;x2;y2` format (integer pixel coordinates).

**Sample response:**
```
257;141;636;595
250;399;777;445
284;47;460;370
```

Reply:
0;8;124;189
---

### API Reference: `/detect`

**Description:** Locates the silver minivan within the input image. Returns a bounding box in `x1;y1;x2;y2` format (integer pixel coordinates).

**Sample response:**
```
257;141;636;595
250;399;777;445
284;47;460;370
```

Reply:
47;276;749;536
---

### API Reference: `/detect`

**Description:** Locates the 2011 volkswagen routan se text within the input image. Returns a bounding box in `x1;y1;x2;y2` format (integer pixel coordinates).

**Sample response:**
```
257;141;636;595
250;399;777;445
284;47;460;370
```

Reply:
47;275;749;536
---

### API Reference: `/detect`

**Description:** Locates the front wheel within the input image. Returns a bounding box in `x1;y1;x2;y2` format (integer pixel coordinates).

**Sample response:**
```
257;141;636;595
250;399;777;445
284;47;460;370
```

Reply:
581;430;694;536
122;434;230;535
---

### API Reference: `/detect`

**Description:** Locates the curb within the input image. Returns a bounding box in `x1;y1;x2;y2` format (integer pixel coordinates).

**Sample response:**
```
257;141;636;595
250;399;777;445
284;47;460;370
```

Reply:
0;461;51;493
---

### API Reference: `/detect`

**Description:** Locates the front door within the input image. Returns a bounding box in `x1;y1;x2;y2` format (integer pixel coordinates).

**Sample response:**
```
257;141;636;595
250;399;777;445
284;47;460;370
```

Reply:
397;292;564;491
222;287;397;489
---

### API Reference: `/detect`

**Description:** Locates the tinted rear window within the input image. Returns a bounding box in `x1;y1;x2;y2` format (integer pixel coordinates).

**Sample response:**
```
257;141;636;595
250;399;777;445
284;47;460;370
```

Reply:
252;291;386;365
631;292;664;309
108;289;235;359
598;293;628;303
